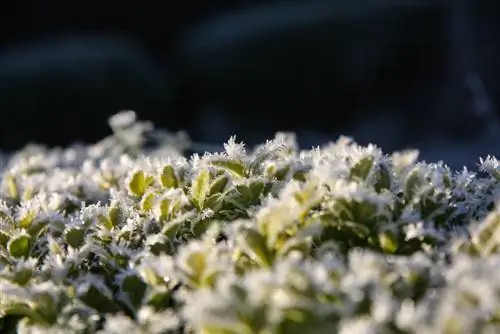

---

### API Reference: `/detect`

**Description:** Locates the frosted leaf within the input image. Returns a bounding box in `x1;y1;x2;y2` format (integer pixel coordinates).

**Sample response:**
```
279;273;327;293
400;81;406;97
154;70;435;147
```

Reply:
223;136;247;159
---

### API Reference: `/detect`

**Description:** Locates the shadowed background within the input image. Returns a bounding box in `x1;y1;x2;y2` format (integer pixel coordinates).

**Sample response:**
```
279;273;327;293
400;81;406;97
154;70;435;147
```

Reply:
1;0;500;168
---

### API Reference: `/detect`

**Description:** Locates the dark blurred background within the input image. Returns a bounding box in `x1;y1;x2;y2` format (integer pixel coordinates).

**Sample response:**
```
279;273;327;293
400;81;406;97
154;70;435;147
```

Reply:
1;0;500;168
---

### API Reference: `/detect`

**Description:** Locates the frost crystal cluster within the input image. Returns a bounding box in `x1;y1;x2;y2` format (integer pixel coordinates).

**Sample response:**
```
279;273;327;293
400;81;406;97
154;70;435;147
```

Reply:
2;112;500;333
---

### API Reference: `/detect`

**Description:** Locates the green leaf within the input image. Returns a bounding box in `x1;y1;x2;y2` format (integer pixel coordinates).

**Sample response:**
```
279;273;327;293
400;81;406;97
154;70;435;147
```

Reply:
31;291;61;325
274;165;291;181
182;250;208;288
264;164;276;178
236;228;274;268
278;237;312;257
109;205;121;226
204;193;224;212
128;170;147;197
6;175;18;200
8;234;32;258
248;179;265;202
64;227;86;248
352;201;378;223
48;237;64;255
235;184;253;200
96;205;122;231
293;170;307;182
0;210;13;224
342;221;371;239
160;165;179;189
404;170;421;201
139;267;161;286
476;214;500;248
21;187;34;201
162;217;185;239
17;211;35;229
120;274;147;310
419;196;443;220
13;267;33;286
223;190;251;211
157;197;171;222
2;304;50;327
209;174;230;195
141;192;155;211
0;253;11;266
374;164;392;192
27;220;48;238
331;199;355;222
379;230;399;254
200;324;243;334
0;230;10;247
78;283;121;314
350;157;374;181
148;236;174;255
191;218;212;237
97;215;114;231
211;159;246;178
235;180;265;204
169;198;184;218
190;169;211;211
146;288;171;310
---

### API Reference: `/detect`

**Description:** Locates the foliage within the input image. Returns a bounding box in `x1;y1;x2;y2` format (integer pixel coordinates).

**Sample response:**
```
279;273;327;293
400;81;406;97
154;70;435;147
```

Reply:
1;111;500;333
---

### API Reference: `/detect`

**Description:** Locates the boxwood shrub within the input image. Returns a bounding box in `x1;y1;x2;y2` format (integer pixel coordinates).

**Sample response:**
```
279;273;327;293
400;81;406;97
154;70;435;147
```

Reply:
1;111;500;333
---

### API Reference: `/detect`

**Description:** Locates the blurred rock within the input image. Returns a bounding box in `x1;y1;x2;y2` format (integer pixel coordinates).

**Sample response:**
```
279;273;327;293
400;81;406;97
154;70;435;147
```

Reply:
0;35;175;150
2;2;261;64
175;0;469;146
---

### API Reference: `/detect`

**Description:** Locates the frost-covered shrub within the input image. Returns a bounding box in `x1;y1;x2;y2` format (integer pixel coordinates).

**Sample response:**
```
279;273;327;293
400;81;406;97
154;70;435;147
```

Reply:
2;111;500;333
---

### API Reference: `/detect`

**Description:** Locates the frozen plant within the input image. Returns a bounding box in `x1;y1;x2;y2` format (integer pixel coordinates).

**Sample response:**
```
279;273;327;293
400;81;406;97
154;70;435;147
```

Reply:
1;111;500;333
